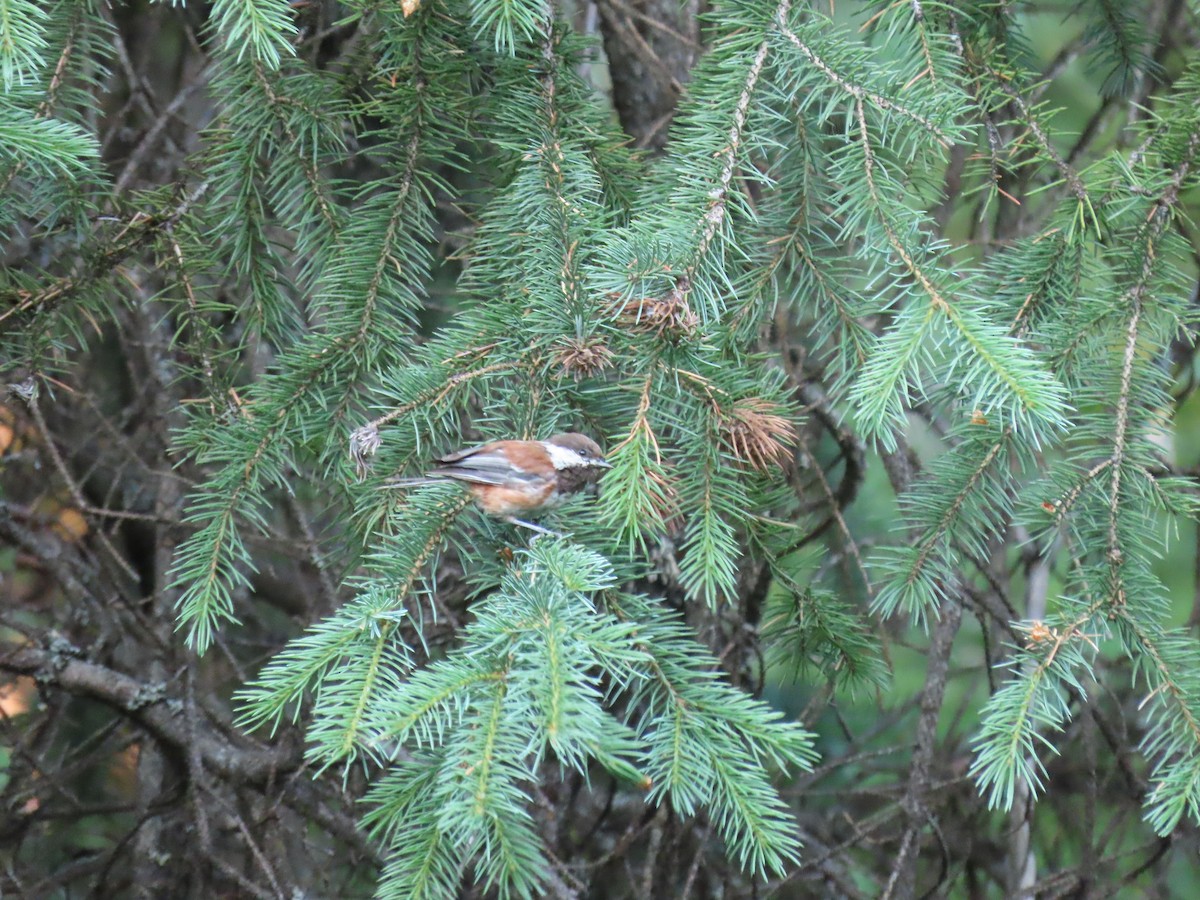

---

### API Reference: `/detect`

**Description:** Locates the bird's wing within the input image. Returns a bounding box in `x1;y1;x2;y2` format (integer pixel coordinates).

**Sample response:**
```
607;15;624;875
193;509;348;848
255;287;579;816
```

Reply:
434;443;490;463
427;445;544;486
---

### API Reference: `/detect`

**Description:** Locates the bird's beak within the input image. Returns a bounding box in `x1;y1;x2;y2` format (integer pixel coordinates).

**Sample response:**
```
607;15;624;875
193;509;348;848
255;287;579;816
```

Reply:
595;459;614;469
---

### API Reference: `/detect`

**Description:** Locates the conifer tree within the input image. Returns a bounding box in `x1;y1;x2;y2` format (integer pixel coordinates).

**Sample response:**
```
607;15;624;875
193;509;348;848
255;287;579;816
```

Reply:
3;0;1200;896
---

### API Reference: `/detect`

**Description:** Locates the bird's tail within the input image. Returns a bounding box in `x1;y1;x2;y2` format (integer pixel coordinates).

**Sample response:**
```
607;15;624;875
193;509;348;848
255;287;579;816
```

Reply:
382;474;444;489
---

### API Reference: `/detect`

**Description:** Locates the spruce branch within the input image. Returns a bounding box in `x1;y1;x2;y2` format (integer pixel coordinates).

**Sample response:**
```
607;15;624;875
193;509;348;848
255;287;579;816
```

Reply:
0;182;209;328
907;0;939;87
38;4;82;114
1119;613;1200;834
1105;122;1200;608
212;0;297;69
775;13;951;146
250;61;341;235
874;427;1014;621
992;72;1091;205
470;0;550;55
1083;0;1159;98
761;561;887;691
173;55;442;650
165;222;220;397
0;0;47;90
807;36;1069;449
365;758;460;899
690;15;771;269
357;359;520;441
308;493;471;765
237;487;470;738
0;1;91;194
1045;458;1113;526
600;374;677;550
970;600;1106;814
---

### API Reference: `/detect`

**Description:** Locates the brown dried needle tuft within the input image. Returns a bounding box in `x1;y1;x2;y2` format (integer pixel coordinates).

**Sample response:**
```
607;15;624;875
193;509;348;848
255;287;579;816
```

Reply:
553;337;615;379
610;277;699;340
721;399;798;472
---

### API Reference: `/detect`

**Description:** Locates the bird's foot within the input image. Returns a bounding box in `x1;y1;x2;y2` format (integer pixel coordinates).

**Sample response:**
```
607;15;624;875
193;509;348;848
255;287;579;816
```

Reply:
505;517;566;541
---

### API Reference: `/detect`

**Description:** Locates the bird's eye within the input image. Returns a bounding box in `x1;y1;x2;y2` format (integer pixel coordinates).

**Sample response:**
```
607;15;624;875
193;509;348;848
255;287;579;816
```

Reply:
577;448;589;458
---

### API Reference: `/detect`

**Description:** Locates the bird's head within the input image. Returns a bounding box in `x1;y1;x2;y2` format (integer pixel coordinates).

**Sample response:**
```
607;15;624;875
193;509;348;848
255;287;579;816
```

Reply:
543;432;613;473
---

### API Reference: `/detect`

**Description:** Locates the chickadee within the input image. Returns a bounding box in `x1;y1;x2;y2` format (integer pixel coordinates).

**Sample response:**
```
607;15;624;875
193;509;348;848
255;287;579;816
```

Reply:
389;432;612;535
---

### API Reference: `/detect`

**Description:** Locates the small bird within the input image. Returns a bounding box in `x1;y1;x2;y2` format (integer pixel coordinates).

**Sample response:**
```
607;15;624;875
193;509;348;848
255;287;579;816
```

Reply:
389;432;613;535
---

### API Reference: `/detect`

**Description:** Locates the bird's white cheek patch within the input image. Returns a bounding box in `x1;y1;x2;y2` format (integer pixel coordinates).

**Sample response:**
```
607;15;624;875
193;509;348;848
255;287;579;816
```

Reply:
544;442;588;469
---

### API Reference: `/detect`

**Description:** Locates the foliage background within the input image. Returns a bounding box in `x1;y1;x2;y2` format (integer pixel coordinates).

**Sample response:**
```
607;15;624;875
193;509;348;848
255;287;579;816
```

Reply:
3;0;1200;897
